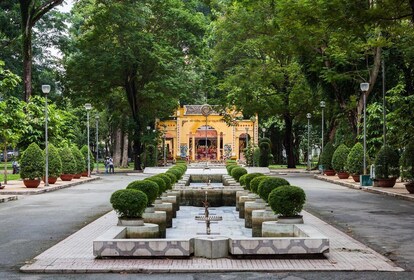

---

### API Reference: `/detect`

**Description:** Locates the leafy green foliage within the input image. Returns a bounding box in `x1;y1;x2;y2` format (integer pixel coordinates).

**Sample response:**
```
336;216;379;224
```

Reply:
332;144;350;172
164;172;177;184
259;141;271;167
20;143;44;180
110;189;148;219
45;143;62;178
250;176;268;194
145;176;167;195
154;173;172;190
252;147;260;167
80;145;95;172
268;185;306;217
71;145;86;174
59;146;77;174
244;173;264;190
226;164;238;175
320;142;335;170
374;145;400;179
400;142;414;182
257;177;290;202
239;173;248;187
230;167;247;182
127;180;159;207
346;142;364;175
167;168;182;181
144;144;157;167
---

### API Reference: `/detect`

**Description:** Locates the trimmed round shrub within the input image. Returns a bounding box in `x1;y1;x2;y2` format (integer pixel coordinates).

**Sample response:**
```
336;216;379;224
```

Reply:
239;173;248;187
346;142;364;175
45;143;62;178
110;189;148;218
259;141;271;167
59;146;77;174
226;160;237;166
253;147;260;167
257;177;290;202
231;167;247;182
144;144;157;167
71;145;86;174
250;176;268;193
226;164;238;175
268;185;306;217
332;144;350;172
127;180;159;206
145;176;167;195
20;143;44;180
167;168;182;180
80;145;95;172
400;141;414;183
244;173;264;190
164;172;177;184
154;173;172;189
259;137;272;146
174;164;187;172
320;142;335;170
374;145;400;179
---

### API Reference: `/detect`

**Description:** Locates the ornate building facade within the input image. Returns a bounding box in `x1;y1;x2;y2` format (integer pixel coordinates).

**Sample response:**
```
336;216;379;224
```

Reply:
157;105;258;161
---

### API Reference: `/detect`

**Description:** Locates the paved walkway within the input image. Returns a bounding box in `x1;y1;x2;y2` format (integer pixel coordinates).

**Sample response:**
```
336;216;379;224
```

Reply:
20;207;402;273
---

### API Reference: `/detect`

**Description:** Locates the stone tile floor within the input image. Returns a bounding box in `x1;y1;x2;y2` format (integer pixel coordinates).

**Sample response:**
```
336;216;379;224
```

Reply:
20;206;403;273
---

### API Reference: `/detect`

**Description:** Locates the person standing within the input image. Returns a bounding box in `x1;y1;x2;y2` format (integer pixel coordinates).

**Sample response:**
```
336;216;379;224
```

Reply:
104;157;109;174
109;157;114;174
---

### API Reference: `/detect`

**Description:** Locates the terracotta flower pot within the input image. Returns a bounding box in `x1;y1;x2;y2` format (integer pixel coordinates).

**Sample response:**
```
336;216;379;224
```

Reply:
324;170;336;176
375;178;397;188
351;174;361;182
23;179;41;188
81;171;88;177
60;174;73;181
337;172;350;179
73;173;82;179
42;177;58;184
404;182;414;194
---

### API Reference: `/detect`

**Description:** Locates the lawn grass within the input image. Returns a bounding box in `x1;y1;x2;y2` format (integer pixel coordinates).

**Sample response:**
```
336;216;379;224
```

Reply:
269;164;307;169
0;173;21;182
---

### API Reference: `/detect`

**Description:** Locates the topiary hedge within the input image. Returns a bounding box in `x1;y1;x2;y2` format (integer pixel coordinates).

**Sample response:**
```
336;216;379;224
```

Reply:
332;144;350;172
231;167;247;182
71;145;86;174
144;144;157;167
250;176;268;194
167;168;182;180
20;143;44;180
126;180;159;206
259;141;271;167
145;176;167;195
80;145;95;172
59;146;77;174
239;173;248;187
110;189;148;218
226;164;238;175
346;142;364;175
45;143;62;178
257;177;290;202
320;142;335;170
268;185;306;217
244;173;264;190
374;145;400;179
400;141;414;183
154;173;172;190
164;172;177;184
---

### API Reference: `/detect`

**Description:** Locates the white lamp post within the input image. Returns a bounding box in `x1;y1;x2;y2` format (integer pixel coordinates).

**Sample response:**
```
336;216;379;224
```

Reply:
360;82;370;175
320;101;326;154
307;113;311;171
95;115;99;174
245;127;249;149
163;126;167;166
262;127;266;138
84;103;92;177
42;85;51;186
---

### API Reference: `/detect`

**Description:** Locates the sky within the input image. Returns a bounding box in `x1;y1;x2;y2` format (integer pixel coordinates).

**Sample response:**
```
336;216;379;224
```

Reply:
58;0;74;13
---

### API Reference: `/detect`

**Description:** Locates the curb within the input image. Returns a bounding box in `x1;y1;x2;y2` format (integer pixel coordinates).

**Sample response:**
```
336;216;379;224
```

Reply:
0;195;18;203
314;175;414;202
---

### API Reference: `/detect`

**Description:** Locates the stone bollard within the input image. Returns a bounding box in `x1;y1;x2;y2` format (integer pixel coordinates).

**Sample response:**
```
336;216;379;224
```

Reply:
244;199;267;228
251;207;278;237
142;207;167;238
161;196;177;218
126;223;159;239
236;190;250;211
154;199;174;228
166;190;181;211
238;195;256;219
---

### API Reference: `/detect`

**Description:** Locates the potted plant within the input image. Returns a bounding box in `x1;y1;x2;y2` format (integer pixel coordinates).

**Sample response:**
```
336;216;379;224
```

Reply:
43;144;62;184
126;180;159;208
332;144;350;179
20;143;44;188
59;146;77;181
346;142;364;182
80;145;94;176
250;176;268;194
110;189;148;226
374;145;400;188
231;167;248;182
320;142;336;176
244;173;264;191
145;176;167;196
257;177;290;203
71;146;85;179
400;141;414;193
268;185;306;224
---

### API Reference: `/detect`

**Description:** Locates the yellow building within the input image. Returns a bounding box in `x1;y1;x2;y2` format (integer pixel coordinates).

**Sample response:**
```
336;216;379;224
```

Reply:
157;105;258;161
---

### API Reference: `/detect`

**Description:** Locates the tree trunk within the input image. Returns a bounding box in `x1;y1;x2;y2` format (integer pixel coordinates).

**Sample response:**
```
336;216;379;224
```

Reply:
113;128;122;167
121;132;129;168
283;114;296;168
3;146;7;185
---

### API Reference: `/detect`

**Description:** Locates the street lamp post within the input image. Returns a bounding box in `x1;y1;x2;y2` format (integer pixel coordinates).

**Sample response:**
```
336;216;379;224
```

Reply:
360;83;370;175
320;101;326;154
262;127;266;138
42;85;51;186
84;103;92;177
95;115;99;174
245;127;249;149
307;113;311;171
163;125;167;166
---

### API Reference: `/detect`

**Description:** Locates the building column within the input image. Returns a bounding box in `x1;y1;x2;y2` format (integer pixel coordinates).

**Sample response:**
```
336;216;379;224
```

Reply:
217;133;221;160
192;135;195;161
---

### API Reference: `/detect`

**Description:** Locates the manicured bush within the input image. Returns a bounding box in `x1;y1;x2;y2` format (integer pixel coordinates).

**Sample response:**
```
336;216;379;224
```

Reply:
226;160;237;166
127;180;159;206
226;164;238;175
59;146;77;174
175;164;187;171
145;176;167;195
259;141;271;167
164;172;177;184
257;177;290;202
110;189;148;218
250;176;268;194
80;145;95;172
374;145;400;179
231;167;247;182
144;144;157;167
268;185;306;217
167;169;182;180
71;145;86;174
244;173;264;190
332;144;350;172
346;142;364;175
320;142;335;170
154;173;172;189
253;147;260;167
20;143;44;180
239;173;248;187
259;137;272;146
45;143;62;178
170;167;185;177
400;141;414;183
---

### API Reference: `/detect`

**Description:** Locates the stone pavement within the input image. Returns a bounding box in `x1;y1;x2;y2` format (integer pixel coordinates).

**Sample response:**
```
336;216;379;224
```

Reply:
20;207;403;273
